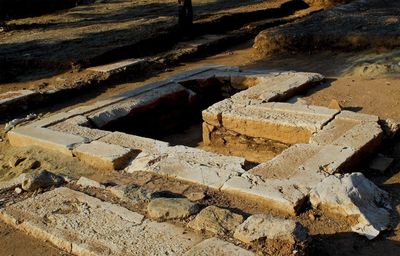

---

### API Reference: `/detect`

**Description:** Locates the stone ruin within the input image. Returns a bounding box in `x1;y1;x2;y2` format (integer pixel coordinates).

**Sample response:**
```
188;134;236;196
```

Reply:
1;65;392;255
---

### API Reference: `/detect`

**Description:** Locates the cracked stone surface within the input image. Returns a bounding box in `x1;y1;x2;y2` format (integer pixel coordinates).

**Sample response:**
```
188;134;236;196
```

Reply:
234;214;308;244
0;187;203;255
310;172;391;239
188;206;244;236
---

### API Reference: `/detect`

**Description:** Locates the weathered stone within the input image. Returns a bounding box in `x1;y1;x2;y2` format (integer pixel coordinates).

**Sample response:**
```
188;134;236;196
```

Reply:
184;238;254;256
234;214;308;244
126;145;245;189
310;173;391;239
221;174;308;216
50;120;111;140
87;58;145;75
0;90;37;105
336;110;379;123
231;71;324;102
25;112;76;128
368;155;394;173
203;100;338;144
188;206;244;235
185;191;206;202
8;127;88;156
0;187;203;255
0;174;27;191
147;198;200;220
21;170;64;191
99;132;169;155
87;82;190;128
76;176;105;189
73;141;134;170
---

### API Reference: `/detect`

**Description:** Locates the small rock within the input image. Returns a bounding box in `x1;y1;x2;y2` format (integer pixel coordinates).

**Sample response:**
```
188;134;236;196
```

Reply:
369;155;394;173
21;170;64;192
124;184;153;204
109;185;127;199
14;187;22;194
147;198;200;220
185;191;206;202
310;172;391;239
77;176;105;189
8;156;26;168
308;213;316;221
188;206;244;235
328;99;342;110
234;214;308;244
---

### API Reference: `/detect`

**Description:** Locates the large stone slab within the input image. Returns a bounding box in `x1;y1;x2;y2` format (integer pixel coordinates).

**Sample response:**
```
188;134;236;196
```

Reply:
221;173;308;215
49;120;111;141
99;132;169;155
73;141;134;170
184;238;254;256
0;90;38;105
87;58;145;75
0;187;203;255
203;100;338;144
126;145;246;189
310;173;391;240
87;82;190;128
8;127;88;156
231;71;324;102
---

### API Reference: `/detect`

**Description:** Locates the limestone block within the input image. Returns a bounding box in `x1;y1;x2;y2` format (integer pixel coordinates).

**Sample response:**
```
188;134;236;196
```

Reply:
0;90;38;105
0;187;203;255
49;121;111;141
99;132;169;154
127;145;246;189
310;173;391;239
184;238;254;256
147;198;200;220
87;58;145;75
88;82;189;128
73;141;134;170
8;127;88;156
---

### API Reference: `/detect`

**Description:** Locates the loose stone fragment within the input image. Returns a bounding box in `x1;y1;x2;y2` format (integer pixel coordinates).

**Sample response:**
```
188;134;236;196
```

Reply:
147;198;200;220
184;237;254;256
21;170;64;191
310;172;391;239
76;176;105;189
188;206;244;235
234;214;308;244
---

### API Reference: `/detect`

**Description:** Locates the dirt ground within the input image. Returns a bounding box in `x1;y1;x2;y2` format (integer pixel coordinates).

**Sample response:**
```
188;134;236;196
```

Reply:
1;0;400;255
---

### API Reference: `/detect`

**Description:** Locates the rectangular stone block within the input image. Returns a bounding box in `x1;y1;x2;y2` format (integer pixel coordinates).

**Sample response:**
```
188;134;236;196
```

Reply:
0;90;38;105
0;187;202;256
221;174;307;216
49;121;111;141
8;127;88;156
87;58;145;75
87;82;190;128
73;141;135;170
184;237;254;256
99;132;169;155
204;100;338;145
231;72;324;102
126;145;246;189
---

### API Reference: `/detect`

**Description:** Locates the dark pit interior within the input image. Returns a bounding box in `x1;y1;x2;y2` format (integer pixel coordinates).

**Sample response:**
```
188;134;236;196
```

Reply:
101;77;291;163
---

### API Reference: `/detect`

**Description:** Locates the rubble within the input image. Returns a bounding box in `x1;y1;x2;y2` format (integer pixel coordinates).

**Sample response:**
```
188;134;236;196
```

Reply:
310;173;391;239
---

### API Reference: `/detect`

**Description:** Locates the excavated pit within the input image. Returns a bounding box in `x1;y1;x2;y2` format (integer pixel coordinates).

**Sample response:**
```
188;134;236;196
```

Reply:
99;77;292;164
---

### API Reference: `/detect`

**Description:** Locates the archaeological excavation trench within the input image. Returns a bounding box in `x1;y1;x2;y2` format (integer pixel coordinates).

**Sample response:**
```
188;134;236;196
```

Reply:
5;65;389;232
